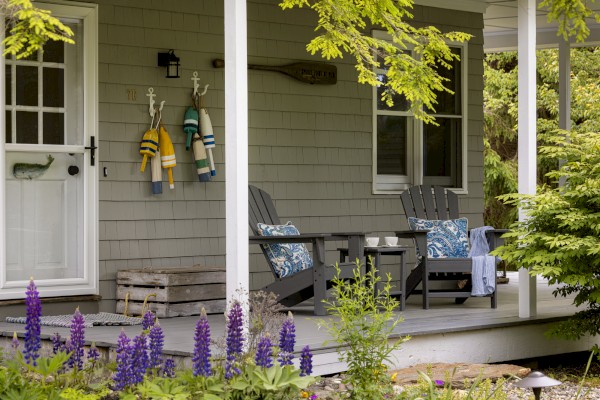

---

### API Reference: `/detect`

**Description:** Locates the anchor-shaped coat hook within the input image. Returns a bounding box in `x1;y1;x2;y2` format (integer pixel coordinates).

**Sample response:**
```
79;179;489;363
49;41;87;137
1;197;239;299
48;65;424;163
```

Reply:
147;87;165;118
191;71;209;97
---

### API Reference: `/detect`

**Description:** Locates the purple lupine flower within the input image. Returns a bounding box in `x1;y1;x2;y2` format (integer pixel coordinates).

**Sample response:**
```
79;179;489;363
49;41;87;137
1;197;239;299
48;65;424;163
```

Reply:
68;307;86;370
24;278;42;365
130;333;149;385
142;310;156;331
163;358;176;378
192;308;212;377
278;312;295;366
51;332;62;354
148;322;164;370
435;379;444;386
225;301;244;379
300;345;313;376
87;342;100;363
255;335;273;368
11;332;19;350
113;330;132;390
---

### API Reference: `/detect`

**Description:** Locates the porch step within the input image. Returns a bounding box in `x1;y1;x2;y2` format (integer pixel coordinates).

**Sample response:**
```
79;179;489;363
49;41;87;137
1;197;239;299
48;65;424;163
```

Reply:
115;266;226;318
0;295;101;319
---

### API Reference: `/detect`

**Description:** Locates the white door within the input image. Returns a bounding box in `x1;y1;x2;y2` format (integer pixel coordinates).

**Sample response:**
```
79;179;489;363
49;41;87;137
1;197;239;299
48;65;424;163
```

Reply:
0;3;98;298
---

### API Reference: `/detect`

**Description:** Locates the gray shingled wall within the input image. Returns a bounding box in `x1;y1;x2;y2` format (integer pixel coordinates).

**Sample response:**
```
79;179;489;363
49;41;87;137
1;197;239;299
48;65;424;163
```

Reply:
94;0;485;311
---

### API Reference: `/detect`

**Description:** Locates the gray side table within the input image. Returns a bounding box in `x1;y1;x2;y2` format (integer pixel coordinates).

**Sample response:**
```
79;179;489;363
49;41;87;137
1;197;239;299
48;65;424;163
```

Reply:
337;246;408;311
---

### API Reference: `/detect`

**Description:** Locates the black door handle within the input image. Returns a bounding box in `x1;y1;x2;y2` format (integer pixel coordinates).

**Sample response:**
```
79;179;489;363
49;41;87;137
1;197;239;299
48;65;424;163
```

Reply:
85;136;97;166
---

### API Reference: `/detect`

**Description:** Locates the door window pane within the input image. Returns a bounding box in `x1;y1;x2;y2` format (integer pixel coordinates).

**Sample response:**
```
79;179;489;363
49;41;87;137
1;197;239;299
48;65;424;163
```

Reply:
43;39;64;63
377;115;407;175
16;111;38;144
43;68;64;107
5;111;11;143
43;113;64;144
16;66;38;106
5;67;11;106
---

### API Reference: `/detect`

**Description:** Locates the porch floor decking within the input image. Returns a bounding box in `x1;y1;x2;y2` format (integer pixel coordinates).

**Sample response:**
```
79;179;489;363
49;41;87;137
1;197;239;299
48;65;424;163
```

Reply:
0;272;592;375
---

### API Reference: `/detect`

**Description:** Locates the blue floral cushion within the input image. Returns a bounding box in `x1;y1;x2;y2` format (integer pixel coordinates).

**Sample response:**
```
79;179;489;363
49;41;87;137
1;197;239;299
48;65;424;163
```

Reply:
257;222;313;278
407;217;469;258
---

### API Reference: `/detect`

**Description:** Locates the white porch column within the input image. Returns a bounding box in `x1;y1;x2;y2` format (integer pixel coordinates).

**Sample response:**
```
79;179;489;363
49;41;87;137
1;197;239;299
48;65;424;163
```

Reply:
558;39;571;131
558;39;571;186
224;0;249;301
517;0;537;318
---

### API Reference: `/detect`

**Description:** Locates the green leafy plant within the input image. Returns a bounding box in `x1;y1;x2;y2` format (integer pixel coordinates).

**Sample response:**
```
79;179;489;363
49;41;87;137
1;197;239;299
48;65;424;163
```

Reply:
178;371;224;400
1;0;74;59
494;130;600;340
227;364;313;400
320;259;409;399
279;0;471;124
396;372;508;400
134;376;191;399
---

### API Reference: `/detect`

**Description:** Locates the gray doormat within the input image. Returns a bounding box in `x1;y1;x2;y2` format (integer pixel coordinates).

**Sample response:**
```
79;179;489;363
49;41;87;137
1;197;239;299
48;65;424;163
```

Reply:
6;312;143;328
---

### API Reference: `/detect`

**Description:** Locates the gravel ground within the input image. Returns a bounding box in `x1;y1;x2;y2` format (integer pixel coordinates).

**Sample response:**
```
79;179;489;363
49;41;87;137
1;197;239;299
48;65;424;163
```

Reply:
308;375;600;399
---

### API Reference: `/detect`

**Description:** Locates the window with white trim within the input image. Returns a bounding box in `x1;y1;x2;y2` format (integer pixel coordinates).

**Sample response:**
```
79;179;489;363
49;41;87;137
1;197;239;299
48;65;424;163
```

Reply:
373;37;467;194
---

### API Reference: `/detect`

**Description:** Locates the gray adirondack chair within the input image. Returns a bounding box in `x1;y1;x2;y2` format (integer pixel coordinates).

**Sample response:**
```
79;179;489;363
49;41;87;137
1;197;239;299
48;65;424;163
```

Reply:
396;185;507;309
249;185;364;316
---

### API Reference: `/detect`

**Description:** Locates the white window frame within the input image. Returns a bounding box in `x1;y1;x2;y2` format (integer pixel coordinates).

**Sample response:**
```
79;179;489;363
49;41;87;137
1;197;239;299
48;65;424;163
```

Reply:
372;30;468;195
0;1;98;298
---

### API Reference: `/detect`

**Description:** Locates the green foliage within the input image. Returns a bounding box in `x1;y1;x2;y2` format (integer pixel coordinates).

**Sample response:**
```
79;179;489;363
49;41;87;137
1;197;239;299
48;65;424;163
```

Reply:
483;48;600;229
226;364;314;400
396;372;508;400
1;0;74;59
320;260;408;399
134;376;191;399
59;387;109;400
178;371;225;399
540;0;600;42
493;130;600;340
279;0;471;124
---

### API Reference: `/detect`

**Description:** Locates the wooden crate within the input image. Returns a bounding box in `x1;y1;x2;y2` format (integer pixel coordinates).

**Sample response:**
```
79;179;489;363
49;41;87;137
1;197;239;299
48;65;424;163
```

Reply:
116;266;226;318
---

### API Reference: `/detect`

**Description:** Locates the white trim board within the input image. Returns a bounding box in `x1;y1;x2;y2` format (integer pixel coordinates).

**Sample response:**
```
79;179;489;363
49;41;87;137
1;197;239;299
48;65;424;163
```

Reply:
415;0;487;14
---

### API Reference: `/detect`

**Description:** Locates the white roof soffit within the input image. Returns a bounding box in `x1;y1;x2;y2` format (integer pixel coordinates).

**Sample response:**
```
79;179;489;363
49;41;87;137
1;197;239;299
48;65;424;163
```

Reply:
484;0;600;52
414;0;487;14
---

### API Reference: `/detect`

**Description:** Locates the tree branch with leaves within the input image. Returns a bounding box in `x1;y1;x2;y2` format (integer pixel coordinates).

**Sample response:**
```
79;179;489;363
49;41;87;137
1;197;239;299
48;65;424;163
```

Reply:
1;0;74;59
280;0;471;124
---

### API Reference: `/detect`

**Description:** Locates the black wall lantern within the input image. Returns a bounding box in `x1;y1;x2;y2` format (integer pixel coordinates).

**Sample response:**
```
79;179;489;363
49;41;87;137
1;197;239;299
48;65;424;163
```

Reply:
157;49;180;78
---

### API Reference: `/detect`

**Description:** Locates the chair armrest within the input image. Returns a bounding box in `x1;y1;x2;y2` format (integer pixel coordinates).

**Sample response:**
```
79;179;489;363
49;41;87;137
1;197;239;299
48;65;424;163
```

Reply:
485;229;509;234
394;230;428;256
327;232;365;261
484;229;509;250
249;233;331;245
394;230;428;238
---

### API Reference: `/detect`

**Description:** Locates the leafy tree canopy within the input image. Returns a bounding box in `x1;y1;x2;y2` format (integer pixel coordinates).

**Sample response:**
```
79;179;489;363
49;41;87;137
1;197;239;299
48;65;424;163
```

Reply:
279;0;471;124
484;47;600;228
1;0;74;59
541;0;600;41
493;130;600;340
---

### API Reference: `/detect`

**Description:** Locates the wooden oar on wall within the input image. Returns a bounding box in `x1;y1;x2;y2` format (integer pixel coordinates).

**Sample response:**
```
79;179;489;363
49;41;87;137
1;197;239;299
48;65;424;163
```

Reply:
212;59;337;85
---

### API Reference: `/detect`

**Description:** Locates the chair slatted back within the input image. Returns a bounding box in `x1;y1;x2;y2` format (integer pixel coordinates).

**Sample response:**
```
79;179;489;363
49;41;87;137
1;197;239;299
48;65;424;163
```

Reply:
249;185;281;234
249;185;283;279
401;185;460;221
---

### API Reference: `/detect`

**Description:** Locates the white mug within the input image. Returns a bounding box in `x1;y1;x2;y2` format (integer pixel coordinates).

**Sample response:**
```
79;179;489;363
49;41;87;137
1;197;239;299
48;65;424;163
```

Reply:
384;236;398;246
365;237;379;247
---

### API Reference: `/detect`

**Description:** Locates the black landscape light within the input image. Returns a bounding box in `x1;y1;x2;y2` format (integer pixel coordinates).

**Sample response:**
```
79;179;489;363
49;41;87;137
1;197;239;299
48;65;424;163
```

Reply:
513;371;562;400
157;49;180;78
